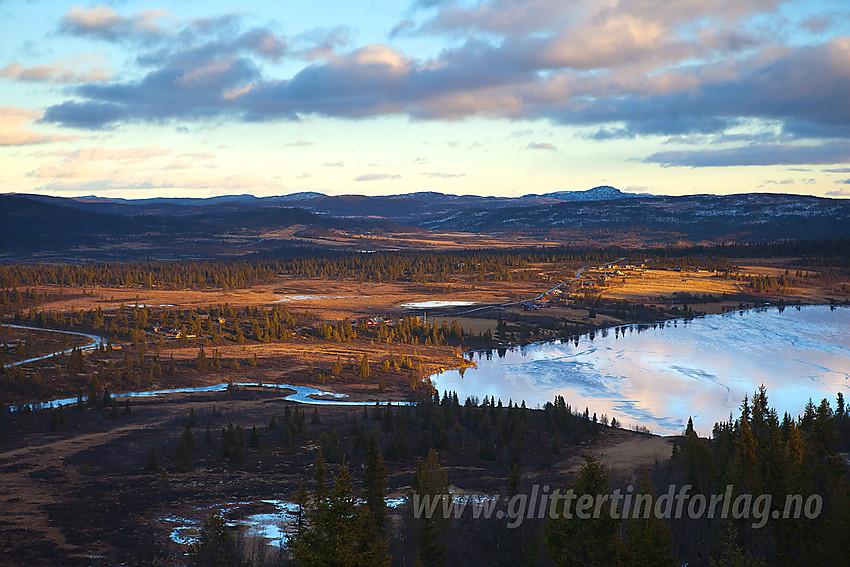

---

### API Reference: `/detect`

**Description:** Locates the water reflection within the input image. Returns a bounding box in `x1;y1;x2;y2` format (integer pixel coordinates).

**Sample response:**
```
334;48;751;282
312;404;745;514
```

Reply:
12;382;413;413
432;306;850;435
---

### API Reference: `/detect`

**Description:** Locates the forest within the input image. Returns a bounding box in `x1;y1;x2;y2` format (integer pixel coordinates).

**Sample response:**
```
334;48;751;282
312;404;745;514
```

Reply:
176;387;850;566
1;239;848;291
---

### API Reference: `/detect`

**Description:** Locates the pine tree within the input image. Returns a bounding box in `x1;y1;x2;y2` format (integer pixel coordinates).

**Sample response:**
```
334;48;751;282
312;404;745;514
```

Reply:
195;347;208;371
177;424;194;471
248;425;260;448
313;448;327;503
364;435;388;531
507;462;522;498
293;480;310;535
359;354;371;380
709;521;766;567
188;513;237;567
625;469;676;566
413;449;449;566
145;448;160;472
731;419;762;493
544;453;620;567
290;461;390;566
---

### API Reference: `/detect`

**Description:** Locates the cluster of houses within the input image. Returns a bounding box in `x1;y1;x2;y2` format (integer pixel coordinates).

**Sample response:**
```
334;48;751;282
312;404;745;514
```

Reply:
151;327;196;340
520;301;548;311
573;263;647;291
152;314;227;340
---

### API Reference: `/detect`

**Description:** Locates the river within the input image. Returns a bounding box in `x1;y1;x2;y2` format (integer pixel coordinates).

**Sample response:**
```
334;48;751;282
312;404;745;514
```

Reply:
2;324;106;368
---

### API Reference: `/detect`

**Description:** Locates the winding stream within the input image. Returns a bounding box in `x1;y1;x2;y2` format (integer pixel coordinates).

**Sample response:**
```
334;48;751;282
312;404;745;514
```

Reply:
11;381;411;412
2;324;106;368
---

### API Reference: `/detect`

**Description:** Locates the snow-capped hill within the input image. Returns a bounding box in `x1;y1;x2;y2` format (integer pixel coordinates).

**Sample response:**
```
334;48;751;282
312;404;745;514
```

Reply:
535;186;651;201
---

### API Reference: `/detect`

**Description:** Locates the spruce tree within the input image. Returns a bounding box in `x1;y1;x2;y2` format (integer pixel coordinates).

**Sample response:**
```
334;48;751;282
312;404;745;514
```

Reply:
413;449;449;566
188;513;237;567
543;453;620;567
290;461;390;566
248;425;260;448
625;469;676;566
364;435;388;531
313;448;327;503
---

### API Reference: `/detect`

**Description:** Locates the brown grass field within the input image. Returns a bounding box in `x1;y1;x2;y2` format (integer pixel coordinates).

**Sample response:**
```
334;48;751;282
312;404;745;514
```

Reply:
4;258;846;405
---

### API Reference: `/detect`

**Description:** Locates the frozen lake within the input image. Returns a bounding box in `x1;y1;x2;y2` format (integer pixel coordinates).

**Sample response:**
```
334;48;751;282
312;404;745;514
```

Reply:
431;305;850;435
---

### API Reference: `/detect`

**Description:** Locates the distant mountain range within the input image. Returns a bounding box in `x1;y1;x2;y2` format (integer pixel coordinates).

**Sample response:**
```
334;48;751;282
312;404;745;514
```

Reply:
2;188;849;261
19;186;644;221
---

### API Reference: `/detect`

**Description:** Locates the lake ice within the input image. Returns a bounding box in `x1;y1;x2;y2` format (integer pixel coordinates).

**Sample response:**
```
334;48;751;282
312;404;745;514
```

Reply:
431;305;850;435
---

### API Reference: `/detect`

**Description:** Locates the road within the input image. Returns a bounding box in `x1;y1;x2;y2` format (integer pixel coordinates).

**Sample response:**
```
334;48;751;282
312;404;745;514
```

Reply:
451;257;626;316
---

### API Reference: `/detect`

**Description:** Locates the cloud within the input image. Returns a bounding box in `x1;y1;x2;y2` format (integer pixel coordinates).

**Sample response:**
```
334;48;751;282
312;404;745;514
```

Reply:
324;161;345;167
389;19;415;38
802;14;836;34
0;107;72;146
420;172;465;178
526;141;556;151
59;5;172;41
36;1;850;167
354;173;402;181
644;141;850;168
28;146;174;179
2;58;111;84
179;152;214;159
823;167;850;173
284;139;313;147
292;26;351;60
35;173;285;193
589;127;635;140
25;143;287;193
825;186;850;197
238;28;287;62
59;5;288;63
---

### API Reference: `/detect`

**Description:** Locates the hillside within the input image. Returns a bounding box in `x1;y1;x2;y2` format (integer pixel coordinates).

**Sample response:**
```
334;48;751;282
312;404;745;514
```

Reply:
2;189;849;261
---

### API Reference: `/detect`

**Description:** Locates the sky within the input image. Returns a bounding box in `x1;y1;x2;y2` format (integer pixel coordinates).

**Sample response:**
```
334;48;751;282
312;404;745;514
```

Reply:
1;0;850;199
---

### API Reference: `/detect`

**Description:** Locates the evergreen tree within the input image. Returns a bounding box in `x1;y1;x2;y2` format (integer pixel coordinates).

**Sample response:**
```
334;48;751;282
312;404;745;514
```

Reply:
544;453;620;567
293;480;310;535
507;462;522;498
364;435;388;531
412;449;449;566
625;469;676;567
177;424;194;471
144;448;160;472
290;461;390;567
709;522;766;567
195;347;208;371
247;425;260;448
187;513;238;567
313;448;328;503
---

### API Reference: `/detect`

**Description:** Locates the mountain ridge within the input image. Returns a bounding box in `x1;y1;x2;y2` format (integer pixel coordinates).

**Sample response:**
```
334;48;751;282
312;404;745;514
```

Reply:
2;190;849;261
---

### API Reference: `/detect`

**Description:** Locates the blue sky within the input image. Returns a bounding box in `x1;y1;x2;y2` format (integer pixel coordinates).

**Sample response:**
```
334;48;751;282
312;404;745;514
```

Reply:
2;0;849;199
